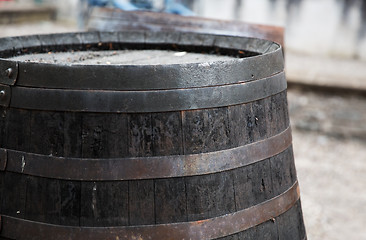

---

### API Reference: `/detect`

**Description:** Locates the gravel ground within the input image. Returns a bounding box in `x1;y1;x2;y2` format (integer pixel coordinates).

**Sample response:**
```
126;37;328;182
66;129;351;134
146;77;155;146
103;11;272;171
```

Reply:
288;89;366;140
288;88;366;240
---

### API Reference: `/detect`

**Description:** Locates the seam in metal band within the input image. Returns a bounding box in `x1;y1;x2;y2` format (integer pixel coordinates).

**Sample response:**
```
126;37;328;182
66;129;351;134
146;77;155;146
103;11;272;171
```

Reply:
3;127;292;180
0;181;300;240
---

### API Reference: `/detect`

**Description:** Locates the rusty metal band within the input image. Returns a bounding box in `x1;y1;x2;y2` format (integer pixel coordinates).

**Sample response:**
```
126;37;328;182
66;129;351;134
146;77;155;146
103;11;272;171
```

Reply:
9;71;286;112
0;31;283;90
0;181;300;240
13;50;283;90
2;127;291;180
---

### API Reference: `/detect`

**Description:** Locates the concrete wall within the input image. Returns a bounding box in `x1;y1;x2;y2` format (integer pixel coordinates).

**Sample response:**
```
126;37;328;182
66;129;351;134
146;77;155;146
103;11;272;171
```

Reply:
192;0;366;60
14;0;80;23
19;0;366;60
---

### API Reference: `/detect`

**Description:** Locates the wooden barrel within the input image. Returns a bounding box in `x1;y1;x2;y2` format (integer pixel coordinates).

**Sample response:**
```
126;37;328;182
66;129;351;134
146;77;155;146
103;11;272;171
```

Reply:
0;31;306;240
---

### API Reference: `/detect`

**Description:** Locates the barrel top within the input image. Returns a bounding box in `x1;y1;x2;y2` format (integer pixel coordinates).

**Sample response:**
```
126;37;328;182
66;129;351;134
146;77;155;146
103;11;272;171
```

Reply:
0;31;284;91
9;49;237;65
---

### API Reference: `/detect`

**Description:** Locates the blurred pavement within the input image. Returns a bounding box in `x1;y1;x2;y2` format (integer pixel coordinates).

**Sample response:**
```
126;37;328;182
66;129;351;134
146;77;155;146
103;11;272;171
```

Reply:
288;89;366;240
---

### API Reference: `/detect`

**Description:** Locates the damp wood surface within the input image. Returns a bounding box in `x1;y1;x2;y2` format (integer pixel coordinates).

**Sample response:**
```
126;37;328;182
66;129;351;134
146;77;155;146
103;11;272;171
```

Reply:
0;90;307;239
0;92;294;225
0;92;290;158
8;49;237;65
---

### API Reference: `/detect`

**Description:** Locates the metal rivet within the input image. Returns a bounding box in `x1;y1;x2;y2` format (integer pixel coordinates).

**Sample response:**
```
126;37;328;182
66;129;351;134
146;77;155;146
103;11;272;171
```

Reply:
0;90;5;97
5;68;13;78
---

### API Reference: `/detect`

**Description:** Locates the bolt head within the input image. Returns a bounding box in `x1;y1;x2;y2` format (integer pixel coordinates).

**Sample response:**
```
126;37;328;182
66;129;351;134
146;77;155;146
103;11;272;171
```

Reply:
5;68;13;78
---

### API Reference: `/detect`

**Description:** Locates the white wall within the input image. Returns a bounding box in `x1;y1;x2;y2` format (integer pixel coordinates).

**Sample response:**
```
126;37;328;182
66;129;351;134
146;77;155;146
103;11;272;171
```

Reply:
15;0;80;22
25;0;366;60
193;0;366;60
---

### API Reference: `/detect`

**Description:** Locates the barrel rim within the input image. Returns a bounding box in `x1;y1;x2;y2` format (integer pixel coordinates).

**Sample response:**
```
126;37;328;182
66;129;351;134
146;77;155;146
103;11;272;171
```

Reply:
0;31;284;90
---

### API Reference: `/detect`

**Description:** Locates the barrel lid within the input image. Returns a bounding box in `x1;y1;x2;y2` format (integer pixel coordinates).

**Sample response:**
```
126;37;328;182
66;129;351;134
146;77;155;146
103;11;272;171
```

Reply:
0;31;284;91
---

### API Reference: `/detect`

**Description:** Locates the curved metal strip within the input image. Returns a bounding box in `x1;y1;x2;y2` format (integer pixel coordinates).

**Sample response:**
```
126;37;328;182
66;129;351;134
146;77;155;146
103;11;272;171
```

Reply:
0;31;283;90
14;50;283;90
4;127;292;180
0;182;300;240
10;72;286;112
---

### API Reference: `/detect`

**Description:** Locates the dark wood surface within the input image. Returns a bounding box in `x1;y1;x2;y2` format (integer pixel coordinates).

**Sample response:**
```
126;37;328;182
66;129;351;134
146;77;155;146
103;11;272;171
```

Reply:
0;91;304;229
0;92;288;158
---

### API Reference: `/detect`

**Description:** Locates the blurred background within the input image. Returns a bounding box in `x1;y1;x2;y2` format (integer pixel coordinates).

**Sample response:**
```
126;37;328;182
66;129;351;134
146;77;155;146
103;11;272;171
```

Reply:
1;0;366;239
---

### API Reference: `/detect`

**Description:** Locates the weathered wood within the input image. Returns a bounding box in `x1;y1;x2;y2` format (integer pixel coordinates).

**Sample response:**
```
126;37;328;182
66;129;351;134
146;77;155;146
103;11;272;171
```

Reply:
233;159;274;210
52;32;83;52
244;102;256;144
270;147;297;196
269;91;290;136
58;180;80;226
0;237;14;240
128;114;153;157
81;113;128;158
87;8;285;46
4;108;31;151
1;172;27;219
0;172;3;213
128;180;155;225
186;171;235;221
79;182;96;227
151;112;183;156
25;176;61;224
297;200;307;239
154;177;187;224
276;200;306;240
0;107;6;213
0;102;302;238
30;111;64;156
251;98;268;142
216;234;239;240
24;177;80;226
63;112;82;158
38;33;56;54
227;103;249;148
182;107;231;154
0;182;299;239
0;107;7;147
2;94;290;157
80;181;128;227
237;220;278;239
